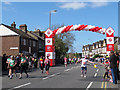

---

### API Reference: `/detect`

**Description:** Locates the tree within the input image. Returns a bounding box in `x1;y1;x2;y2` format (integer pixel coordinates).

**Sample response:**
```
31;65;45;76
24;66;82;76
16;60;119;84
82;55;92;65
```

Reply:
51;24;75;61
54;36;69;59
74;52;80;58
114;44;118;52
93;54;103;59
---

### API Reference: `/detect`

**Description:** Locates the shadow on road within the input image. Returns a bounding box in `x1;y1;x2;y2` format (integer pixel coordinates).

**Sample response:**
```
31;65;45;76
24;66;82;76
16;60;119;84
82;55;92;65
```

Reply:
28;76;47;79
78;76;104;82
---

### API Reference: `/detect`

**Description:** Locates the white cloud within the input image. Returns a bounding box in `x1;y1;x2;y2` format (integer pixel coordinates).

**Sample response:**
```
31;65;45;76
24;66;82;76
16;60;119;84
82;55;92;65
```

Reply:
90;2;108;8
59;2;87;10
3;2;11;5
59;1;109;10
88;0;108;2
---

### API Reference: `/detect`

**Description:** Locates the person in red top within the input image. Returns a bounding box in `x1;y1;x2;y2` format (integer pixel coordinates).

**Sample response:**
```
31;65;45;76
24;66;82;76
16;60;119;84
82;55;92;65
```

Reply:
44;56;50;75
39;56;44;73
64;57;67;67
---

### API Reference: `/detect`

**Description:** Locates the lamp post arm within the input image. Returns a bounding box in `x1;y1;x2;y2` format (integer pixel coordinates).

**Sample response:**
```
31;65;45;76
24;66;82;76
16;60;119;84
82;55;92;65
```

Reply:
49;12;51;29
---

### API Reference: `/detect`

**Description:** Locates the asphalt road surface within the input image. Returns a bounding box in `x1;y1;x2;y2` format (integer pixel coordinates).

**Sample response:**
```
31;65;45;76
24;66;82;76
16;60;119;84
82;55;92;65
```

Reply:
2;63;119;89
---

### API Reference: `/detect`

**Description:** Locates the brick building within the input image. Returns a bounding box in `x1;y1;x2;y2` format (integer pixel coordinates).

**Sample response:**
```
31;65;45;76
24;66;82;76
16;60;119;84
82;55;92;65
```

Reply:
82;37;119;58
0;22;45;57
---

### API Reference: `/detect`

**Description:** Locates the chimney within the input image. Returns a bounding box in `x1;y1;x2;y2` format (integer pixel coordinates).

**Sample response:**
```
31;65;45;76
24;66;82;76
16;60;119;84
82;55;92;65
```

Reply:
19;24;27;33
11;21;16;28
33;29;41;36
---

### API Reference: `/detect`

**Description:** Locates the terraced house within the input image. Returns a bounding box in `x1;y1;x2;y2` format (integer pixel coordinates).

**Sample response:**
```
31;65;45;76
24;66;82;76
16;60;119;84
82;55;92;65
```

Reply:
82;37;119;58
0;22;45;58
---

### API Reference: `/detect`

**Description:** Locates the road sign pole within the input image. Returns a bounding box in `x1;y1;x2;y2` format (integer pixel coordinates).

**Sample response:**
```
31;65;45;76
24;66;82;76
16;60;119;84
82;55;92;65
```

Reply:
106;27;115;55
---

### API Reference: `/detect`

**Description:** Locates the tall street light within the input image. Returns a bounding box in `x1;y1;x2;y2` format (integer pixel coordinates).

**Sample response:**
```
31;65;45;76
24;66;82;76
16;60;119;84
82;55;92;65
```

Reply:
49;10;57;29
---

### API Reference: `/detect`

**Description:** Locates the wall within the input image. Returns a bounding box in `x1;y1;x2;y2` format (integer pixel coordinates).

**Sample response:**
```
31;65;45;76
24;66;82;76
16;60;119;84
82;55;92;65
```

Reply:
0;37;2;56
2;35;19;56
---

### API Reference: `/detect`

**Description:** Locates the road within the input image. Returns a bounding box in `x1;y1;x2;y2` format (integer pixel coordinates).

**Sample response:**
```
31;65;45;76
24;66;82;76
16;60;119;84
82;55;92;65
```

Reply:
2;63;119;89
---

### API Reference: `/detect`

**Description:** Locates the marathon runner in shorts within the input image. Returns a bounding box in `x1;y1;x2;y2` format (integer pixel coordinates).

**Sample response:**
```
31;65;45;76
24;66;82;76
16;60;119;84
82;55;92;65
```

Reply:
78;56;95;78
19;53;28;79
44;56;50;75
9;56;17;79
6;55;11;77
64;57;67;67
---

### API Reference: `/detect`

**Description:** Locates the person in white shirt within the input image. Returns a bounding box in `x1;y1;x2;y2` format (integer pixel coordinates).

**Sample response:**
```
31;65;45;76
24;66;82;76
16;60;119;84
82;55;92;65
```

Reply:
78;56;95;77
69;58;71;65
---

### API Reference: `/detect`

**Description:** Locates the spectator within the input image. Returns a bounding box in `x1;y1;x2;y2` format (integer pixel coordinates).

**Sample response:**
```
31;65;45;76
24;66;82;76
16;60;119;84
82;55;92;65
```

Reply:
118;52;120;80
2;54;7;71
109;50;118;84
115;52;120;80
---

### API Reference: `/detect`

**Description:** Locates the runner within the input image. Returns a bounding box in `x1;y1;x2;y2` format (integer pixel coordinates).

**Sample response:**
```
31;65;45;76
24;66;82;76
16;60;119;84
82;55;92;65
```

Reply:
44;56;50;75
76;57;80;64
39;56;44;73
9;56;17;79
31;57;34;68
6;55;11;77
78;56;95;78
69;58;71;65
34;57;38;68
16;55;21;72
64;57;67;67
19;53;28;79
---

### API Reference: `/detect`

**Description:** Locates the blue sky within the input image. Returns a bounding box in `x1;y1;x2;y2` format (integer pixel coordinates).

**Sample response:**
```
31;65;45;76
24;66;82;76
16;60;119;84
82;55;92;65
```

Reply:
2;2;118;53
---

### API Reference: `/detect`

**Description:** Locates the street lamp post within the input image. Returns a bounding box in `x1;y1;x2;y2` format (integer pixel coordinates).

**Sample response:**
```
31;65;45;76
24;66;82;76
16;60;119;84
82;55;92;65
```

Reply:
49;10;57;29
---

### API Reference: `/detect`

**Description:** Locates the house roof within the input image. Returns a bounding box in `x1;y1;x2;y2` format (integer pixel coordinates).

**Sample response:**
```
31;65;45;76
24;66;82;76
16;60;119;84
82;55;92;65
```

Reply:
1;24;36;40
29;31;45;41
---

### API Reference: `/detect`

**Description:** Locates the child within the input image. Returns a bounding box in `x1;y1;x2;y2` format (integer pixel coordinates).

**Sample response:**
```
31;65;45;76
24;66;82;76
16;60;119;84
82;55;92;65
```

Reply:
109;69;113;82
103;58;110;80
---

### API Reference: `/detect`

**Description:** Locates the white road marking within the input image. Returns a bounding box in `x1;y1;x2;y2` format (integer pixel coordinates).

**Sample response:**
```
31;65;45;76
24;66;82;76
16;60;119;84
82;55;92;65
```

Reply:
97;69;99;72
43;72;60;80
64;69;71;72
94;73;97;77
43;76;49;80
9;82;31;90
86;82;93;90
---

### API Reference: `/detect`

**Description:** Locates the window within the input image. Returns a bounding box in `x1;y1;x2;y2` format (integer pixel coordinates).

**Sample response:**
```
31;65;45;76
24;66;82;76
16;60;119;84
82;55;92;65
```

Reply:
33;41;36;47
30;40;32;47
39;41;42;48
23;39;26;45
21;38;24;45
99;43;101;47
21;38;27;45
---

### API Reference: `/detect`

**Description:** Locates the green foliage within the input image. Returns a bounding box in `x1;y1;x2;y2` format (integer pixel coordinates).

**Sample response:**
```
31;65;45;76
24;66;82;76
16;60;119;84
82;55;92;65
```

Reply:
114;44;118;52
55;36;69;59
51;24;75;60
74;52;80;58
93;54;103;58
66;53;69;58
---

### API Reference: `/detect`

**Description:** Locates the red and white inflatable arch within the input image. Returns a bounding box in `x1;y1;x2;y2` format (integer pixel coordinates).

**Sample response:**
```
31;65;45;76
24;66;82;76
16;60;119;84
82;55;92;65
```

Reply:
45;24;115;66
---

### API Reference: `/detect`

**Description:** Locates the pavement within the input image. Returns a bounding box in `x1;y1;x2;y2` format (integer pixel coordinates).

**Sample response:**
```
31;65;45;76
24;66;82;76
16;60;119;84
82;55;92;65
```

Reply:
1;63;120;90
